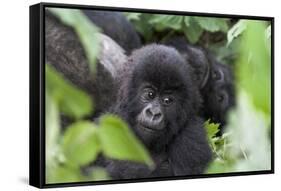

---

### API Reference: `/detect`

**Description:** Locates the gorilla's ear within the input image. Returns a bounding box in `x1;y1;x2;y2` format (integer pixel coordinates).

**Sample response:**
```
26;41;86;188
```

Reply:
186;46;210;89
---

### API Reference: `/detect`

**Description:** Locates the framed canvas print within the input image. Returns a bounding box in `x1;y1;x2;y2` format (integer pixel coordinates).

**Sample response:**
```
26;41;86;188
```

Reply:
29;2;274;188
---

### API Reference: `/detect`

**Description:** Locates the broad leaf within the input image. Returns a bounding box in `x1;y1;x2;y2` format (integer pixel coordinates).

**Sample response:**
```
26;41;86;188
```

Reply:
46;64;93;119
98;115;154;167
204;119;220;141
183;18;203;44
237;21;271;115
62;121;100;166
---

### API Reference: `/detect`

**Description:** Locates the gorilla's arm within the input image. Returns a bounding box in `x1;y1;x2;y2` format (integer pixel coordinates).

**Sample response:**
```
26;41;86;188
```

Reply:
168;118;212;175
103;152;173;179
104;160;152;179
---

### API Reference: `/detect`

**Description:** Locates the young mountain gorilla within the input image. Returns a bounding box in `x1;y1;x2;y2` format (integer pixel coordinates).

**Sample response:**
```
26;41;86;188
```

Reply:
104;44;212;179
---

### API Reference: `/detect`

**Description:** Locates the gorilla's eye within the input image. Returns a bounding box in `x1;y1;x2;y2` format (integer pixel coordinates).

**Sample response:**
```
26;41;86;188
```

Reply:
147;90;156;99
162;97;173;106
148;91;155;99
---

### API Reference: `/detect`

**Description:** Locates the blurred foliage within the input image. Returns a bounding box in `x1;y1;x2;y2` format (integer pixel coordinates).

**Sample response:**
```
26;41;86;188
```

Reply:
205;20;271;173
46;65;93;120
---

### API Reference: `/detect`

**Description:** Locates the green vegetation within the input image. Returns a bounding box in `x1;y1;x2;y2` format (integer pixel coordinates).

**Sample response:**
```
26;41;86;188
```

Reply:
205;20;271;173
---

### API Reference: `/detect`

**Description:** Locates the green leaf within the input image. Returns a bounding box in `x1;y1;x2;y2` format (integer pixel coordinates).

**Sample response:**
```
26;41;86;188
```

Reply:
98;115;154;167
62;121;100;166
46;94;60;160
204;119;220;141
237;20;271;115
48;8;100;73
149;15;184;31
46;94;62;181
195;17;229;32
183;18;203;43
183;16;191;27
207;159;232;174
47;166;82;184
132;14;154;42
46;64;93;119
266;25;271;40
227;20;247;46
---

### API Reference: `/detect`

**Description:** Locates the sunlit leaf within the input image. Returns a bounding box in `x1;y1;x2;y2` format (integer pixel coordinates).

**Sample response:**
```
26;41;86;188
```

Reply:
62;121;100;166
98;115;154;167
237;20;271;115
204;119;220;141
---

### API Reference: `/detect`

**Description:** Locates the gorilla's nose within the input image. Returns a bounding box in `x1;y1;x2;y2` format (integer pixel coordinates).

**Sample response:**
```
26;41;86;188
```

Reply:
145;107;163;123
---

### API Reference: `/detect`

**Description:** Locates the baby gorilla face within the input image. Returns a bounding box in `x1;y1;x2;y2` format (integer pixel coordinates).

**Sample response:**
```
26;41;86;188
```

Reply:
124;45;201;148
134;83;182;146
136;84;176;133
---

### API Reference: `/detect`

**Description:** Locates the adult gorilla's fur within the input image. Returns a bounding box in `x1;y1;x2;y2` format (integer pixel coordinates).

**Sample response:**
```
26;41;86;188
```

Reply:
104;44;212;179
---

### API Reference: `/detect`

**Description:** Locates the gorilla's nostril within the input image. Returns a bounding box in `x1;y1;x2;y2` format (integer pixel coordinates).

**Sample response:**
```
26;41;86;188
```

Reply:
153;113;162;121
145;108;153;118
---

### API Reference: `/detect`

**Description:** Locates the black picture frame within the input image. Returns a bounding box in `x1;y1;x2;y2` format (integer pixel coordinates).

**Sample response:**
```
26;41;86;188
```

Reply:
29;2;275;188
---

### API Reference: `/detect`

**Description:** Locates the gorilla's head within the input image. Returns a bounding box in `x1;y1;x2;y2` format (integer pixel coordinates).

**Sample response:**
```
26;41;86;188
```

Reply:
120;44;202;149
202;58;235;126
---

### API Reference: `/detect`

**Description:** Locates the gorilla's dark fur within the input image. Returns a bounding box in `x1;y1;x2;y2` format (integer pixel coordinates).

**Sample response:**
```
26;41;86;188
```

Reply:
165;36;235;131
104;45;212;179
83;10;141;53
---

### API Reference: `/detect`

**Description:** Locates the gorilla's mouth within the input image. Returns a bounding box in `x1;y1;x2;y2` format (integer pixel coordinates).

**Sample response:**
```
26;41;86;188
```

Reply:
138;122;165;134
140;124;161;133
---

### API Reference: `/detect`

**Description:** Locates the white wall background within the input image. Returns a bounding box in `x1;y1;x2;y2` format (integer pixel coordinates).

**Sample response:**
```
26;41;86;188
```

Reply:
0;0;279;190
